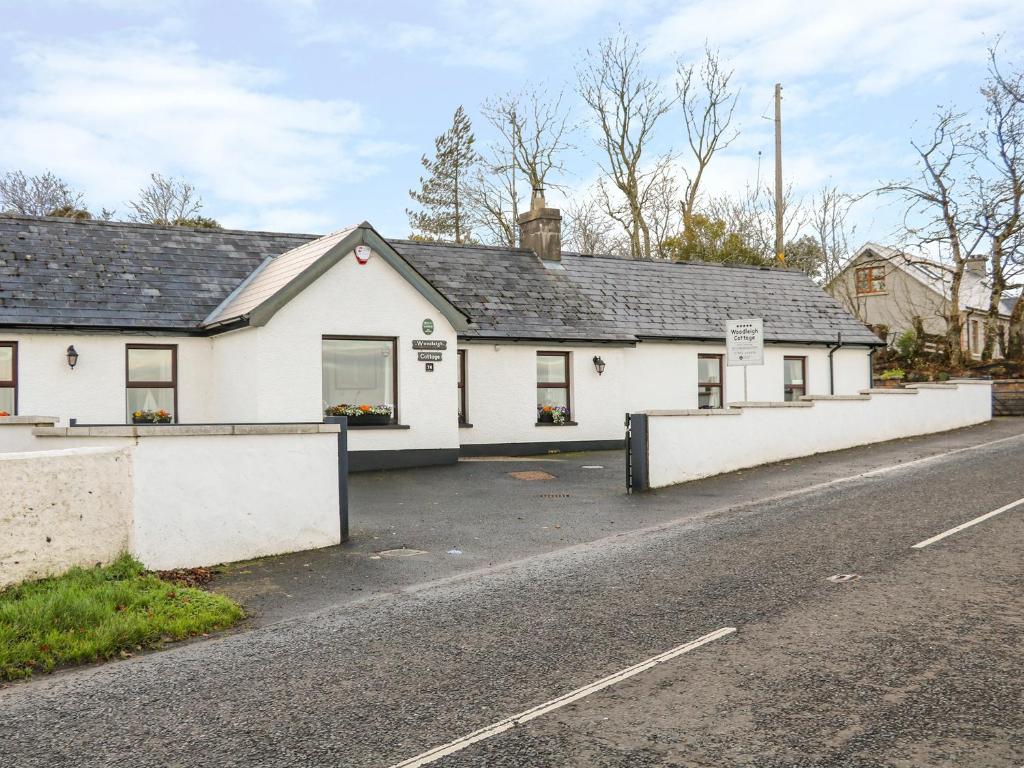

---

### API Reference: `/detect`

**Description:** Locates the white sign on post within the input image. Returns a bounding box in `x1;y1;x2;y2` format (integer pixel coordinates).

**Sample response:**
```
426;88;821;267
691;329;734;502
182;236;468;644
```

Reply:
726;318;764;366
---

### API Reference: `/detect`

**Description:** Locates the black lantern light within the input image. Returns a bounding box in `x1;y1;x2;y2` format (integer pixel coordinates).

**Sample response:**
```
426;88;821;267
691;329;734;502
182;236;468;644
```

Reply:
592;355;606;376
66;345;79;370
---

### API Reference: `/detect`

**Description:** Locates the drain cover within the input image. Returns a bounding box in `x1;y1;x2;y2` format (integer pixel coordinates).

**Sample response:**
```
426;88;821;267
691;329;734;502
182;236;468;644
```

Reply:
377;548;428;558
827;573;861;583
538;493;571;498
508;470;556;481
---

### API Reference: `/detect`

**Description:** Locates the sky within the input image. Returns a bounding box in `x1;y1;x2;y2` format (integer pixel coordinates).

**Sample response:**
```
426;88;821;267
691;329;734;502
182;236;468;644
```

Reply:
1;0;1022;245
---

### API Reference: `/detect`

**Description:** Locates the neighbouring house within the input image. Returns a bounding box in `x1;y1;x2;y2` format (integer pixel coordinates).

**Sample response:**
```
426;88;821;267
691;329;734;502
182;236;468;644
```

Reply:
828;242;1020;359
0;196;881;470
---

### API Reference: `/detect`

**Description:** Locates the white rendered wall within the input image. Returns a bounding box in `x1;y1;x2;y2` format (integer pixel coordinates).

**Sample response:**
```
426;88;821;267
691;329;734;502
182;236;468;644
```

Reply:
643;381;992;488
2;425;343;574
0;332;213;424
213;250;461;453
459;341;873;447
0;446;133;587
128;431;340;569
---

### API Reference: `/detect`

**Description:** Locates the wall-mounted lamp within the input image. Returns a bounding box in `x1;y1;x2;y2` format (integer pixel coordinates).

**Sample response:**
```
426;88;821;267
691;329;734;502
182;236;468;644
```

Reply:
66;345;79;370
592;355;606;376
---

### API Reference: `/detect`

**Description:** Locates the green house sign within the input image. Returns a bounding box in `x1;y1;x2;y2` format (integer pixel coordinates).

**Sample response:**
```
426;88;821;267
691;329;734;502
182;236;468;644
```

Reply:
422;319;435;335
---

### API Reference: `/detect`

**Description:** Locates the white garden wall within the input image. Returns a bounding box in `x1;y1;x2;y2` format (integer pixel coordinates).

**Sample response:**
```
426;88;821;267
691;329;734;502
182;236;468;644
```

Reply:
1;423;344;575
0;446;133;587
641;380;992;489
458;340;873;450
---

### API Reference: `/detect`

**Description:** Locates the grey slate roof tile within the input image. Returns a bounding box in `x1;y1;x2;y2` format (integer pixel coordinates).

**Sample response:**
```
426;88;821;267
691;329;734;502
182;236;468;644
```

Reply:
0;214;880;345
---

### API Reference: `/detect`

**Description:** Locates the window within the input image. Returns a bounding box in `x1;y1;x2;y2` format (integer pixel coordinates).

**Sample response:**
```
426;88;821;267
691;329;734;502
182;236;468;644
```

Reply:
537;352;570;419
126;345;177;422
855;266;886;295
784;356;807;401
457;349;468;424
322;337;397;420
0;342;16;415
697;354;724;409
970;320;981;353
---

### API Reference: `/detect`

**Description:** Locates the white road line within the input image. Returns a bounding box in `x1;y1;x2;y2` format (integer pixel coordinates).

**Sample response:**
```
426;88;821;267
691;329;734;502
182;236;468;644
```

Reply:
912;496;1024;549
386;627;736;768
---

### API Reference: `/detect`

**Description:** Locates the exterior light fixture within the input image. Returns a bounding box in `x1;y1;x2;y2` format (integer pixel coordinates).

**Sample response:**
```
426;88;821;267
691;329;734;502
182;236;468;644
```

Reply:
66;345;79;370
592;355;606;375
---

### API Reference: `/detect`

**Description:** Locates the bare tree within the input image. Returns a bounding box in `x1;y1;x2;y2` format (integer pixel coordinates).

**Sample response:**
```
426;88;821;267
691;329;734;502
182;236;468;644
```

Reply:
126;173;207;225
471;88;574;246
0;170;86;217
563;196;625;255
810;185;857;286
979;49;1024;360
707;181;805;262
676;47;740;230
576;31;675;259
880;110;985;367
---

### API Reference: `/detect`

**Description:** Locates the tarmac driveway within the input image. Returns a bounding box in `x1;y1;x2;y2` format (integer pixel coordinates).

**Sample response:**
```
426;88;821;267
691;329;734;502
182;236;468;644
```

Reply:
211;419;1024;626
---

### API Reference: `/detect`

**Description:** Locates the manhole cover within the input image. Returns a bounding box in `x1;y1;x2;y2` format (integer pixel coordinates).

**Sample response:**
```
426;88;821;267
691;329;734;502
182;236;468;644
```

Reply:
827;573;861;583
377;548;428;558
508;470;557;481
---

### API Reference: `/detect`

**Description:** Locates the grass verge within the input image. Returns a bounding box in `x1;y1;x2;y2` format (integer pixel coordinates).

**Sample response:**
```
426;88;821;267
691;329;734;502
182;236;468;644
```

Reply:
0;554;244;681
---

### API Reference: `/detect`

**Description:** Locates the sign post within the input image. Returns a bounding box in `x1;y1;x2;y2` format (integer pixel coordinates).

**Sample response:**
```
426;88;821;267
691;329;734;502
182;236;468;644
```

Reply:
726;319;764;403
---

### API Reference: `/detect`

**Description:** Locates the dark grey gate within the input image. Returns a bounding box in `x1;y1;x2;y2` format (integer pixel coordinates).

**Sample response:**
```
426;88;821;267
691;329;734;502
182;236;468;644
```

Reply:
336;416;350;542
625;412;649;493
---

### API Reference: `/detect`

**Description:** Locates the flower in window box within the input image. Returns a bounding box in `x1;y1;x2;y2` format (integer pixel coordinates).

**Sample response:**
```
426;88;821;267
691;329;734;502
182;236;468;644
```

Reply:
537;405;570;425
0;411;9;417
132;409;172;424
324;403;393;425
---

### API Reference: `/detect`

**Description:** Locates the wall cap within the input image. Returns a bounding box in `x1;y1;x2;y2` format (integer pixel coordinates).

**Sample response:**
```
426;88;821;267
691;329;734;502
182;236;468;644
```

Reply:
32;423;342;438
0;416;58;425
859;388;919;395
800;395;871;401
643;408;743;416
731;401;814;408
904;383;958;390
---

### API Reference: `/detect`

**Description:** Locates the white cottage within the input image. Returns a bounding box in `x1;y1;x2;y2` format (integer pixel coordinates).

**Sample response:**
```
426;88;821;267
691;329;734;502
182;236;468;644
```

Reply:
0;201;881;469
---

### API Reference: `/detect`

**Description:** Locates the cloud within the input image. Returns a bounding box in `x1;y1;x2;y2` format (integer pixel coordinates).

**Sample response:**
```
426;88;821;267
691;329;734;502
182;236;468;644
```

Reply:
0;38;382;228
645;0;1023;95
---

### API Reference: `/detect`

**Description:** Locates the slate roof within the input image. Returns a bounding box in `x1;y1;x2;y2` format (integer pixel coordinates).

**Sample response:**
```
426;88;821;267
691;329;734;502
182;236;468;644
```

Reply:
392;240;881;345
0;214;881;345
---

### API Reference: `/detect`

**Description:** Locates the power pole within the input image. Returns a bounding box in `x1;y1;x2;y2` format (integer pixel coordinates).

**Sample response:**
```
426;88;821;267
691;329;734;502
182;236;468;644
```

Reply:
774;83;784;264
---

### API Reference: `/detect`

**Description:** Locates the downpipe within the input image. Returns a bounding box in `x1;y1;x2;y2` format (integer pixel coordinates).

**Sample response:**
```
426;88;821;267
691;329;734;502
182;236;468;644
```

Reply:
828;332;844;395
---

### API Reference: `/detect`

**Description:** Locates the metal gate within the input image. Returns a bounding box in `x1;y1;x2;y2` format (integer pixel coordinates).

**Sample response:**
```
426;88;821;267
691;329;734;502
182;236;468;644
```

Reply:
625;412;649;493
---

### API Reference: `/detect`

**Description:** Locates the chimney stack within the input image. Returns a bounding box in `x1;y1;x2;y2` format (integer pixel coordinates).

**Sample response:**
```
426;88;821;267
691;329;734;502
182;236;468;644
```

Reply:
964;257;987;277
518;187;561;263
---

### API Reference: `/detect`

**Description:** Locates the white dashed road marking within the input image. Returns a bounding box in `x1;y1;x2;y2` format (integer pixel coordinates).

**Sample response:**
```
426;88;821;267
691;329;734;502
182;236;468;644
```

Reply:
386;627;737;768
912;496;1024;550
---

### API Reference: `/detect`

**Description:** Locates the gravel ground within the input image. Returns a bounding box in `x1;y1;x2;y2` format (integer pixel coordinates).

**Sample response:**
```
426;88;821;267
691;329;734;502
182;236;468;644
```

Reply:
0;425;1021;767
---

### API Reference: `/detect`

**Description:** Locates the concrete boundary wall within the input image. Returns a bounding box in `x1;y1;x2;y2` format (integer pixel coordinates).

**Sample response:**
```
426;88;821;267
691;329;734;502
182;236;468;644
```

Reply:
0;421;344;575
637;380;992;489
0;446;133;588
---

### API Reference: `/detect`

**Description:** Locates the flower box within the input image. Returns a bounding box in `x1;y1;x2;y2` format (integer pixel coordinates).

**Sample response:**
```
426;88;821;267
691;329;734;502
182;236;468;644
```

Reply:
536;405;570;425
324;404;393;426
132;410;172;424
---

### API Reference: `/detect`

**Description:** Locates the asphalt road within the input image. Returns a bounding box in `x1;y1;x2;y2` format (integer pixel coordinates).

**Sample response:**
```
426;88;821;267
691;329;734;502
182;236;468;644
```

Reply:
2;425;1022;767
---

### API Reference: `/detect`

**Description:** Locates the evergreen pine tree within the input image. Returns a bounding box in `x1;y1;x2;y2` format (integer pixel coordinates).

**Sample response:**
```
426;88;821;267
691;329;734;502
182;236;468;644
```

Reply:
407;106;479;243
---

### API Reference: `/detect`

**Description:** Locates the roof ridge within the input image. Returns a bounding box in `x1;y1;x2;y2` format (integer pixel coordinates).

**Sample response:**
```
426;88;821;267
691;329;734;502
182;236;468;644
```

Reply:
0;213;321;240
388;238;536;254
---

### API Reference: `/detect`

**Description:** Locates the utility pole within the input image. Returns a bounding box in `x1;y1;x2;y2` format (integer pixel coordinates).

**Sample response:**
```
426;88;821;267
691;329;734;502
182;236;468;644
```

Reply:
774;83;784;264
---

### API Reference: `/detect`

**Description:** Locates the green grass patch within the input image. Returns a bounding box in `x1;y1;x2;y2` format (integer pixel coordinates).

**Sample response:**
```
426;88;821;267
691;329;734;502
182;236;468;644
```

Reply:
0;554;244;681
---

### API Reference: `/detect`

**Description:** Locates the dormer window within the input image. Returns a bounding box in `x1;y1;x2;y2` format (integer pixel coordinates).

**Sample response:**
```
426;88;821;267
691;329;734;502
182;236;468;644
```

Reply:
855;266;886;295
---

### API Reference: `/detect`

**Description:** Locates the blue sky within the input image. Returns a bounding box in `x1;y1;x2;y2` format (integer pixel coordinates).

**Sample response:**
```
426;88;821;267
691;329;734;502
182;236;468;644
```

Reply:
2;0;1022;245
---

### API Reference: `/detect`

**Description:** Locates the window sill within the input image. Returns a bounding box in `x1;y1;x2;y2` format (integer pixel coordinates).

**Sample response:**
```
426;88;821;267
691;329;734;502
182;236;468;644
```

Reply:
535;421;578;427
459;422;474;428
348;423;411;430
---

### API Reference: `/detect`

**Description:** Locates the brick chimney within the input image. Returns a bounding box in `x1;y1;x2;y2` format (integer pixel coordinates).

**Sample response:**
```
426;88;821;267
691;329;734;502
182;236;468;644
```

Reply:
518;188;561;263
